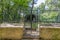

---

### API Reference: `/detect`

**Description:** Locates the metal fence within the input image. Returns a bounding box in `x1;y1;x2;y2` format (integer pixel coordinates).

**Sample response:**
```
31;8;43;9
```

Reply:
0;9;60;23
0;0;60;23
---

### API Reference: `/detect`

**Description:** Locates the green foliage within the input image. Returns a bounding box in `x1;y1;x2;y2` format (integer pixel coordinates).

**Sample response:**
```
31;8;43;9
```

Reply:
0;0;32;23
39;3;45;10
45;0;60;9
40;11;58;22
32;23;38;29
38;0;60;22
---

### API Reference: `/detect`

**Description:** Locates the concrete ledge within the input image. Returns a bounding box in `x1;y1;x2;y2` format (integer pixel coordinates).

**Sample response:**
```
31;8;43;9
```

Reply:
40;28;60;39
0;27;24;39
40;26;60;28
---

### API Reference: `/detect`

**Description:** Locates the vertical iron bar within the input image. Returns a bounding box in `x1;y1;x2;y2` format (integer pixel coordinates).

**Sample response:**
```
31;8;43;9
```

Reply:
1;0;4;22
23;9;25;29
30;0;34;32
8;0;10;22
37;9;38;28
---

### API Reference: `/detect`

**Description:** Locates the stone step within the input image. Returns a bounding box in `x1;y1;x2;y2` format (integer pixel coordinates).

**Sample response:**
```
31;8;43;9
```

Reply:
22;39;39;40
23;32;39;39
